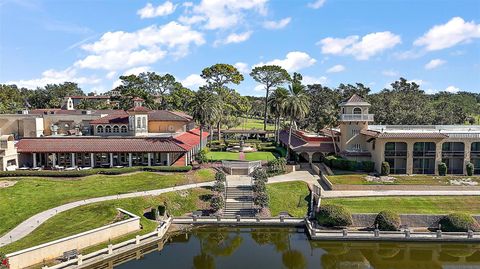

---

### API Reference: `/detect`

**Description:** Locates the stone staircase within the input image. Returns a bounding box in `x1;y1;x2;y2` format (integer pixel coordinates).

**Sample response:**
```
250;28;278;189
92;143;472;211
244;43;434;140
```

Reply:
224;176;255;217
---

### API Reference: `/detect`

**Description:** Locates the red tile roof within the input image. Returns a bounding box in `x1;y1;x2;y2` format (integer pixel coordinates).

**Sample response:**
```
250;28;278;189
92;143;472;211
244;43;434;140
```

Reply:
90;115;129;124
127;106;151;113
174;128;209;150
279;130;336;153
361;129;448;139
148;110;193;121
17;137;186;153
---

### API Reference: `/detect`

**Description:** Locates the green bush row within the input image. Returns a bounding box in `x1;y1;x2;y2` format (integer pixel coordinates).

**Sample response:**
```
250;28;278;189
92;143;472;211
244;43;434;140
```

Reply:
439;213;480;232
0;166;192;178
324;156;374;172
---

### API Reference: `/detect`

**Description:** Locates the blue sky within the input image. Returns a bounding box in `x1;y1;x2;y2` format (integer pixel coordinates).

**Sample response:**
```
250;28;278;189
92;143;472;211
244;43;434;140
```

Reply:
1;0;479;96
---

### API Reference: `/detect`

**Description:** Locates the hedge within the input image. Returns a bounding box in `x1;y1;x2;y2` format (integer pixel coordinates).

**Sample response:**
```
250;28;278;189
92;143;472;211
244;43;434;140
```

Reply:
324;156;374;172
374;211;401;231
466;162;474;176
381;162;390;176
316;204;352;227
0;165;192;178
439;213;480;232
438;162;447;176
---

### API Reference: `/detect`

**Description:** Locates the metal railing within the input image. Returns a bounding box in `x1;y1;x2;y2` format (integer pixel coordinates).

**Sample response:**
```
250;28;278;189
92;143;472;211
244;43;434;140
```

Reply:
339;114;374;121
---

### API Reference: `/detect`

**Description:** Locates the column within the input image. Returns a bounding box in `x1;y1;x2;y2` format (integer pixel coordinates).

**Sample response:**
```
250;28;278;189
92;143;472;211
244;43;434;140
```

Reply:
464;141;471;175
71;153;76;168
52;153;57;167
109;153;114;167
167;153;171;166
435;142;442;175
307;152;313;164
147;153;152;166
32;153;37;168
406;142;414;175
129;153;133;167
90;153;95;168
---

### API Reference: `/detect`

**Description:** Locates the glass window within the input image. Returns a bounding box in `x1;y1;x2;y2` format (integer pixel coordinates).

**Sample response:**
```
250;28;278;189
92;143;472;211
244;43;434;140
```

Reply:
97;126;104;133
353;107;362;114
121;126;127;133
113;126;119;133
105;125;112;133
472;142;480;152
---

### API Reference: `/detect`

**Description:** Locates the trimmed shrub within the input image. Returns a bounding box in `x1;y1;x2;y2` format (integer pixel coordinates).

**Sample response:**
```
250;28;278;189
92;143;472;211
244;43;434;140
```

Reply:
324;155;337;167
215;171;226;182
439;213;480;232
210;194;224;212
316;204;352;227
374;211;401;231
254;191;269;208
252;167;268;182
331;158;358;171
381;162;390;176
361;161;375;173
253;180;266;193
212;181;225;193
466;162;474;176
158;204;166;216
438;162;447;176
151;208;159;220
267;158;286;176
197;148;210;163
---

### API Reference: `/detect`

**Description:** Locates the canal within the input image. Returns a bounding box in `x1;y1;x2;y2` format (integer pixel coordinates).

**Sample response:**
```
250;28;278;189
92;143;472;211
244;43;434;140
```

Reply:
89;227;480;269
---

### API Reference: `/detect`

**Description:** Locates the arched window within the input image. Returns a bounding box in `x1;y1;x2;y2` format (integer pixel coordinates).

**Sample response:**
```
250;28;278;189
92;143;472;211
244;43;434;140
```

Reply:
353;107;362;114
113;125;119;133
97;126;104;133
105;125;112;133
121;126;128;133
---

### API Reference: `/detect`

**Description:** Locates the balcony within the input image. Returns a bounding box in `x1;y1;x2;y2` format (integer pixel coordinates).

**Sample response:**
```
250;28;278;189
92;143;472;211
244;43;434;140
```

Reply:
339;114;374;122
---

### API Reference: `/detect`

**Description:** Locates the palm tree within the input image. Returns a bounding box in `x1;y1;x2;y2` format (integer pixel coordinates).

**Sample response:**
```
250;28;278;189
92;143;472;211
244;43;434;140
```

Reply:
284;81;310;161
269;87;289;143
191;88;220;148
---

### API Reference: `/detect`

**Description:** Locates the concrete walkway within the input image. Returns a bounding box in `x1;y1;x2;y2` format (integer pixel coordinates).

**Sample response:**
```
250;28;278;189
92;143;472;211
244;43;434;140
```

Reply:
322;190;480;198
268;170;319;184
0;182;214;247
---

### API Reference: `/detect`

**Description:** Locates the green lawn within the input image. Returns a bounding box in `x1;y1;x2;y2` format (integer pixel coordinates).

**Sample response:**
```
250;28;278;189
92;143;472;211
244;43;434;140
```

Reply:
0;188;211;254
245;152;277;161
322;196;480;214
0;169;214;238
328;170;480;185
267;181;310;217
232;117;275;131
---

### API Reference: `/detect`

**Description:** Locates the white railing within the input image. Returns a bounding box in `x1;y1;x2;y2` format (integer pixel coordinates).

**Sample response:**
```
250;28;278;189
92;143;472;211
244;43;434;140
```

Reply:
339;114;374;121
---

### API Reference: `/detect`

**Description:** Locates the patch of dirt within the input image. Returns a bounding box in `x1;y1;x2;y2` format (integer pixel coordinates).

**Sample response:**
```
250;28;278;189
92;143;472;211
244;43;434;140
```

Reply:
449;178;479;186
364;175;396;183
0;180;17;188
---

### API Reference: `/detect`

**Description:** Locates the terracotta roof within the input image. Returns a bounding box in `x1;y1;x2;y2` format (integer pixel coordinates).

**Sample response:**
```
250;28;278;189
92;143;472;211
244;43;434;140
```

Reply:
319;128;341;137
148;110;193;121
339;94;370;106
29;109;128;116
377;133;448;139
279;130;336;153
296;143;335;153
17;137;186;153
279;130;307;148
90;115;129;124
174;128;209;150
360;129;380;137
127;106;151;113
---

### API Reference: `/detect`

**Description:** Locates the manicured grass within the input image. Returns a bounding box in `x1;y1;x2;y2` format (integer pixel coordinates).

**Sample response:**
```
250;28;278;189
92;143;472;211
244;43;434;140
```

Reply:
206;152;240;161
232;117;275;131
328;170;480;185
245;152;277;161
322;196;480;214
0;188;211;254
267;181;310;217
0;169;214;238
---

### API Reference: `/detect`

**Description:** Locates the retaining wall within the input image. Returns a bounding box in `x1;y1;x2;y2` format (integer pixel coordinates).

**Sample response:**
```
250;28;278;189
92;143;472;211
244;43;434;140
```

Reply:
7;208;141;269
352;213;480;228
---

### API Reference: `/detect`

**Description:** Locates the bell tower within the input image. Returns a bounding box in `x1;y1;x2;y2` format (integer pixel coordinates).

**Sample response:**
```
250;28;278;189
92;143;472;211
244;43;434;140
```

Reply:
338;94;374;153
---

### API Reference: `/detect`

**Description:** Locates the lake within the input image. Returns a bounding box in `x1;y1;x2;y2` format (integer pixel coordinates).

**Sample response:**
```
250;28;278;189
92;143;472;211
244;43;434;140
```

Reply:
89;227;480;269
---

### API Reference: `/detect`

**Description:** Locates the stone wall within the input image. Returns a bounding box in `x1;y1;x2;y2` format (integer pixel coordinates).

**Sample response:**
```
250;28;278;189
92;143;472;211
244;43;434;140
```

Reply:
7;208;141;269
352;213;480;228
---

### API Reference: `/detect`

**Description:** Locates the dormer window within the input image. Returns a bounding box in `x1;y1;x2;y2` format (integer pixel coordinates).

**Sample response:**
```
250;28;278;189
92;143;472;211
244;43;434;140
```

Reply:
353;107;362;114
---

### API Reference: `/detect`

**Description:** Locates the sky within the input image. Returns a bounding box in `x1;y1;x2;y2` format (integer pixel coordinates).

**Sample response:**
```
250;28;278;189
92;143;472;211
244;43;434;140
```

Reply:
0;0;479;96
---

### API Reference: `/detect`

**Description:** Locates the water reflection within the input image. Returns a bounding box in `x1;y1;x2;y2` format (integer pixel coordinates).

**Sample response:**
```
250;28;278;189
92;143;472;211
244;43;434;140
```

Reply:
87;228;480;269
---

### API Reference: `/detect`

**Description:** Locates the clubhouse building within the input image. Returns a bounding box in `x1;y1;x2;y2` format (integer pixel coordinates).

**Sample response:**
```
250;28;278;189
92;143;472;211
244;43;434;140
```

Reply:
280;94;480;175
0;98;207;170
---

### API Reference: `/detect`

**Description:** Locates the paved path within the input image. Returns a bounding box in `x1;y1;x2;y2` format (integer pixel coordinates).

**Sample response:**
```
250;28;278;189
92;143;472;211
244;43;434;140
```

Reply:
322;190;480;198
0;182;214;247
268;170;319;184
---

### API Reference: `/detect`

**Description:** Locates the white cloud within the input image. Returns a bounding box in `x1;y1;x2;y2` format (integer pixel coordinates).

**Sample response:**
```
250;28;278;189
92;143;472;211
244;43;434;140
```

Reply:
263;17;291;30
326;64;345;73
414;17;480;51
234;62;250;74
409;79;424;86
178;15;206;25
254;84;265;91
75;22;205;71
445;85;460;93
393;49;424;60
216;31;253;46
255;51;317;72
6;67;100;89
424;59;446;70
318;31;401;60
308;0;326;9
303;75;328;85
106;71;117;79
181;74;205;89
123;66;151;76
382;70;399;77
185;0;268;30
137;2;177;19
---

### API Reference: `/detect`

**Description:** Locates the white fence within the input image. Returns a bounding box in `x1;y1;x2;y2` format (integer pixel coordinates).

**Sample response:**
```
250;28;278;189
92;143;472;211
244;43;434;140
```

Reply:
6;209;141;269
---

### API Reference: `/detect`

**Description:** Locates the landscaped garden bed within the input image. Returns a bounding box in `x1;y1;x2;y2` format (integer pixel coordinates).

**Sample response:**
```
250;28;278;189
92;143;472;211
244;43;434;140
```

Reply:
0;169;215;238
